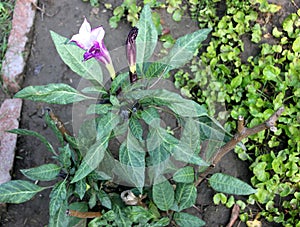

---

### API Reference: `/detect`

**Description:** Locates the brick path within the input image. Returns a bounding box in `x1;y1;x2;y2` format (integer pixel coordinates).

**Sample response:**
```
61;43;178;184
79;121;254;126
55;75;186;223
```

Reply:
0;0;38;203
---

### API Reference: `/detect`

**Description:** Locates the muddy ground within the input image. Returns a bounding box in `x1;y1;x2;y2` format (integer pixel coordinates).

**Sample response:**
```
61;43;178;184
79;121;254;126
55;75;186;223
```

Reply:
0;0;297;226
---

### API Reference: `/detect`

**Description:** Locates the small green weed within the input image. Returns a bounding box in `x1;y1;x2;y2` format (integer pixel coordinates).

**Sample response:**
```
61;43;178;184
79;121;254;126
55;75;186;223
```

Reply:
0;0;15;82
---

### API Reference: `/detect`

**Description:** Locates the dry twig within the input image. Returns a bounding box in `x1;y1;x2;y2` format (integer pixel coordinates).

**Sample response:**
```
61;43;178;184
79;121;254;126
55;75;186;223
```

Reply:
66;209;101;218
195;107;284;186
226;204;240;227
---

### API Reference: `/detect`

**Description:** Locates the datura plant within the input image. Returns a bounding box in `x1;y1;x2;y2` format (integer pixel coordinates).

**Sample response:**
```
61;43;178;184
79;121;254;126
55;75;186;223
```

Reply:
0;5;282;227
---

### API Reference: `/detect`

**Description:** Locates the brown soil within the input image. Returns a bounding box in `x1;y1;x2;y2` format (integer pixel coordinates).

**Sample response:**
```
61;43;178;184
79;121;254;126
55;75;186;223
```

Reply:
0;0;297;226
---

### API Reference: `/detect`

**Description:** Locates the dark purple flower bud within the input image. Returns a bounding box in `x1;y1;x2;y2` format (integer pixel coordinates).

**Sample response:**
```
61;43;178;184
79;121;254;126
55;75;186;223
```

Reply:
126;27;138;75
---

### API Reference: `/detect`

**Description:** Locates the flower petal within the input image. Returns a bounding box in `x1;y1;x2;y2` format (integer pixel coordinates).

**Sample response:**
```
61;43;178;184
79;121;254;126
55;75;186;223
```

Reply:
70;18;93;50
91;26;105;45
70;34;88;49
79;18;91;35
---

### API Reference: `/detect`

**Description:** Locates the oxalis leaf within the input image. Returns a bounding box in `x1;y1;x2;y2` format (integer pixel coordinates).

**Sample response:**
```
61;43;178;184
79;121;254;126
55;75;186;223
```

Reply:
50;31;103;86
0;180;45;204
173;212;205;227
292;36;300;53
21;164;61;181
209;173;257;195
14;83;94;104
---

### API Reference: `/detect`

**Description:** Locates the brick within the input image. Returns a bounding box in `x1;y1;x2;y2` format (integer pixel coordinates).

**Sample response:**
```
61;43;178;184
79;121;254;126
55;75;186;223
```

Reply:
0;99;22;185
1;0;37;93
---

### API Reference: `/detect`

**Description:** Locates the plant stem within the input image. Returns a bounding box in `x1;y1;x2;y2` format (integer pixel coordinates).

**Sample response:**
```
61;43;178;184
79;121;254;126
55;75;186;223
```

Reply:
195;107;284;187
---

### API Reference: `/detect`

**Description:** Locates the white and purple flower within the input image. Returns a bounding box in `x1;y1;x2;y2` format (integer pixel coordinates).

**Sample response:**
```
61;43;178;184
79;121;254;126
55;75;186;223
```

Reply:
70;18;115;79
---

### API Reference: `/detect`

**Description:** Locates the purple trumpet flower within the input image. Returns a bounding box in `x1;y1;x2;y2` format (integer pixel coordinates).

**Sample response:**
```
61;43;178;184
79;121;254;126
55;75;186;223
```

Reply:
70;18;115;79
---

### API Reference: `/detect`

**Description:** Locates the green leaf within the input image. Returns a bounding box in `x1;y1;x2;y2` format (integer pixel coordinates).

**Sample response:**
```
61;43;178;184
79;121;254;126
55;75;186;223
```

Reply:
262;65;280;82
8;129;57;155
153;180;174;211
172;9;183;22
282;13;298;37
21;164;61;181
141;107;160;128
86;104;110;115
150;217;170;227
96;112;121;139
58;144;72;169
97;190;112;209
144;62;169;78
0;180;45;204
148;201;160;218
75;179;86;200
213;193;227;205
292;36;300;53
196;116;230;162
89;192;97;209
251;23;262;43
89;210;115;227
71;134;110;183
173;212;205;227
161;28;211;70
173;142;209;166
127;89;207;117
110;72;129;94
173;166;195;183
209;173;257;195
146;127;176;166
126;206;154;223
76;119;97;154
181;118;201;154
230;75;243;89
81;86;107;95
129;116;143;141
14;83;93;104
118;129;146;190
49;200;69;227
49;181;67;216
64;134;80;152
68;202;88;227
136;4;158;71
175;183;197;211
113;205;133;227
45;111;64;146
50;31;103;85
